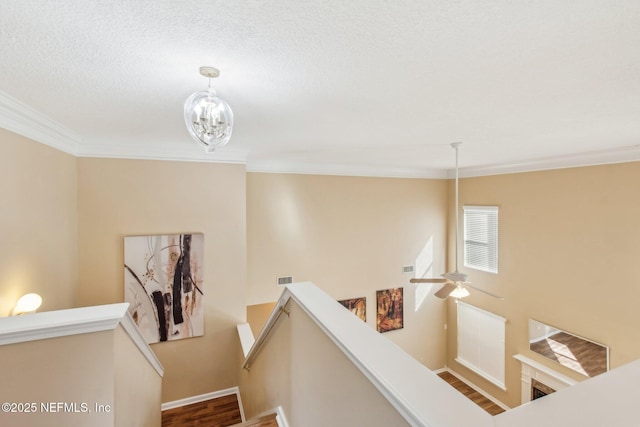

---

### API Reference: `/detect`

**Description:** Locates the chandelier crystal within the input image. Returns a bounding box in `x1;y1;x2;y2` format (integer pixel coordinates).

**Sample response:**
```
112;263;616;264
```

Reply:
184;66;234;152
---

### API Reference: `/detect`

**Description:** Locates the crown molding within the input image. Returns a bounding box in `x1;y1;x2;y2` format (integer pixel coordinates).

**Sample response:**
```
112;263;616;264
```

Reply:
246;158;449;179
76;141;249;164
248;145;640;179
455;145;640;178
0;90;81;155
2;89;638;177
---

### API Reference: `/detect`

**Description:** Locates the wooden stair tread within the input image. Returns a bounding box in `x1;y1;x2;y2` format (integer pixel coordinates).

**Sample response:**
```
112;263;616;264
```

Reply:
231;412;278;426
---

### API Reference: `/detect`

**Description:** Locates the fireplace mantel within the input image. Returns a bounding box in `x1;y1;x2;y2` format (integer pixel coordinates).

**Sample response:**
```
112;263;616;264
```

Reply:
514;354;579;404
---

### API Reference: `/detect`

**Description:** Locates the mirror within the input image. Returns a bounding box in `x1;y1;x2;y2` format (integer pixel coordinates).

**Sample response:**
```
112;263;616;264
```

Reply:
529;319;609;377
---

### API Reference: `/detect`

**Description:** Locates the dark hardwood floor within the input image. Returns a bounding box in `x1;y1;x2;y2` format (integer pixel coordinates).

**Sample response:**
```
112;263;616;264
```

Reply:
162;372;504;426
437;371;506;416
162;394;243;427
161;394;278;427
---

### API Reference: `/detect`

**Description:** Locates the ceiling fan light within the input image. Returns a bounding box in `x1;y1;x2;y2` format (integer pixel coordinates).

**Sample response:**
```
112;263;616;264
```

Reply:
450;285;470;299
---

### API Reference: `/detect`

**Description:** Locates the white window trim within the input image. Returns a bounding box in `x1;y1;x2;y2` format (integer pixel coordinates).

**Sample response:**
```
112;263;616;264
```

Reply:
463;205;499;274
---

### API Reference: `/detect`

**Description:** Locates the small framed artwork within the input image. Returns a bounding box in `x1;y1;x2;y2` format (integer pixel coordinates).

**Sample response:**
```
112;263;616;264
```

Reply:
124;233;204;344
338;297;366;322
376;287;403;333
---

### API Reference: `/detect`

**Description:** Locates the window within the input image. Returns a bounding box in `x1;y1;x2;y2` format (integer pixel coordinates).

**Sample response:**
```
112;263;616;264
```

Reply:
456;301;506;389
463;205;498;273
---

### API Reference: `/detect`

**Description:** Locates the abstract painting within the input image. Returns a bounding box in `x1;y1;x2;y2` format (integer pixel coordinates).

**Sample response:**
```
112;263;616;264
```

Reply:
338;297;366;322
124;233;204;344
376;287;403;333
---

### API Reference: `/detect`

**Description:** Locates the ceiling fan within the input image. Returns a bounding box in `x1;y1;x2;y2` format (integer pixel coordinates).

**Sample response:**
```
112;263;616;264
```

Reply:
410;143;503;300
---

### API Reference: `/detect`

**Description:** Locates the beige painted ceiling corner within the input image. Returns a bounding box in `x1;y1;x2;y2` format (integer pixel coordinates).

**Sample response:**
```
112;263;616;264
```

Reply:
1;1;640;178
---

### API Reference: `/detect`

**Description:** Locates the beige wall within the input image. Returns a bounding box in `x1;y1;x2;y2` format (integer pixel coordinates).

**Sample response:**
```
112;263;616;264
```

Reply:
77;158;247;402
114;326;162;427
0;331;115;427
0;325;162;427
0;129;78;316
247;302;276;338
239;299;411;426
247;173;449;368
446;161;640;407
6;130;639;412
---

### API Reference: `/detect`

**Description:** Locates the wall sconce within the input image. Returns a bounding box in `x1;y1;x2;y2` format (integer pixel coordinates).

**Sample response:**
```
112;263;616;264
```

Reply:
184;66;234;152
12;293;42;316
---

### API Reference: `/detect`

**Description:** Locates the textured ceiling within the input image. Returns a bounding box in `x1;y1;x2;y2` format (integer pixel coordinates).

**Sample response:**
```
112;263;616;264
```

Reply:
1;1;639;177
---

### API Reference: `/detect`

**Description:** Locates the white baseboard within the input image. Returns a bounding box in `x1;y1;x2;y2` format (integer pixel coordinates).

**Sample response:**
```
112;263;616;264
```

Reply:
274;406;289;427
161;386;245;421
437;367;511;411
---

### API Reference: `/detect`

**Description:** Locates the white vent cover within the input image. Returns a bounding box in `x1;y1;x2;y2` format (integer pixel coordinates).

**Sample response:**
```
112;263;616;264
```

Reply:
277;276;293;286
402;265;415;274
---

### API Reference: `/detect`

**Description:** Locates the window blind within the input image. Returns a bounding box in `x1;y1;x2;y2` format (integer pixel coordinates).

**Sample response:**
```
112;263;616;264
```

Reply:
456;301;506;390
463;205;498;273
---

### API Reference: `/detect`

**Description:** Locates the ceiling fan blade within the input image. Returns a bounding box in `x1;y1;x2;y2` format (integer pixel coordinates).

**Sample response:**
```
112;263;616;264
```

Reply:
465;283;504;300
410;278;448;283
434;282;457;299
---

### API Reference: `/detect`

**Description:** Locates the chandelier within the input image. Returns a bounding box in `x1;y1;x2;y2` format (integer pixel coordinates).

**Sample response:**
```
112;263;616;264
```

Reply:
184;66;234;152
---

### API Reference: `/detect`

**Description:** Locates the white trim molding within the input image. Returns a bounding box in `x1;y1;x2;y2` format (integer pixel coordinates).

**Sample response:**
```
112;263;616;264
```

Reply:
3;87;639;178
513;354;578;404
161;386;244;421
0;89;81;155
457;145;640;178
76;141;249;165
246;158;449;179
119;309;164;377
0;302;164;377
237;323;256;358
274;406;289;427
0;303;129;345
